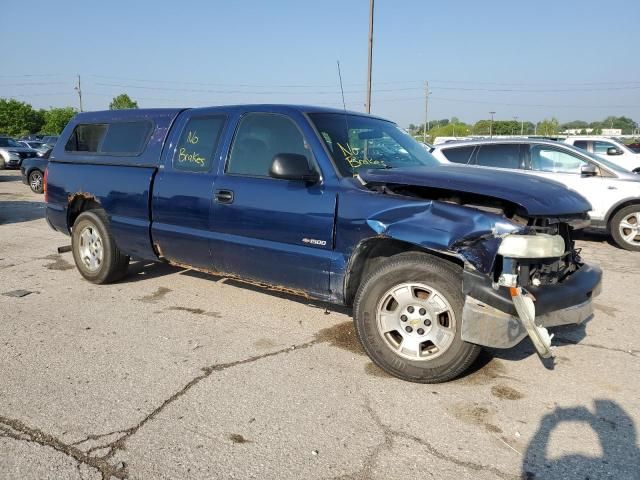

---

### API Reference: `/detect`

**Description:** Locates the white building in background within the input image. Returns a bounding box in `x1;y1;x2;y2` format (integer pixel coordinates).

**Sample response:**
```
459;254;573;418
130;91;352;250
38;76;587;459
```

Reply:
602;128;622;136
564;128;594;135
562;128;623;136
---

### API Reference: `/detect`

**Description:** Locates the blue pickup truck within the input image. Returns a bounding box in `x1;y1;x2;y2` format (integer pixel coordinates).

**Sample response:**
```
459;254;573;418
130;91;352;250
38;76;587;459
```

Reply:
45;105;602;383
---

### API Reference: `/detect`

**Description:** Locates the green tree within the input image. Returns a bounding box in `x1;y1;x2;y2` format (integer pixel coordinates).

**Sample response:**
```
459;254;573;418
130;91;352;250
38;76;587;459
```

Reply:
0;99;44;136
109;93;138;110
598;116;637;134
522;121;535;135
561;120;589;131
472;120;491;135
428;121;471;141
42;107;77;134
535;118;560;136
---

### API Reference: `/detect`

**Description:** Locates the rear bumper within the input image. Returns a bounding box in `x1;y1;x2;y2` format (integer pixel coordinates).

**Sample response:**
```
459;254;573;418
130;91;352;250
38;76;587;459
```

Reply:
461;263;602;348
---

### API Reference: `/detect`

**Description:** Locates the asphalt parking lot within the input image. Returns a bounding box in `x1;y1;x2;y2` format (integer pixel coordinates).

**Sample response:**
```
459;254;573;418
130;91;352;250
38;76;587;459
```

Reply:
1;169;639;480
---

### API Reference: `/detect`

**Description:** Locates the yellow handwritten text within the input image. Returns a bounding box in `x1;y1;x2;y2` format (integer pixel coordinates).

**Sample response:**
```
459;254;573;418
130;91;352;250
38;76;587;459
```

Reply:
186;130;199;144
337;142;386;169
178;147;206;166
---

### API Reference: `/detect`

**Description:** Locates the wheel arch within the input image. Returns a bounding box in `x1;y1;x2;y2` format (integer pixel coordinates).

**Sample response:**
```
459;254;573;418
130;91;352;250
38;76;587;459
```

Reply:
27;166;43;177
605;198;640;228
343;237;464;306
67;194;103;231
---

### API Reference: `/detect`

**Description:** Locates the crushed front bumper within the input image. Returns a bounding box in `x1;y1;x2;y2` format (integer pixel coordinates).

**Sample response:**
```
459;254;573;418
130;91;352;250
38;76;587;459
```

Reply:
461;263;602;350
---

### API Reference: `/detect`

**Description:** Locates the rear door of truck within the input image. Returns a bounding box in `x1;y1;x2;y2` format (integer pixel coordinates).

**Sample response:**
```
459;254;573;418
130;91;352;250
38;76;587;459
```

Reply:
151;109;230;269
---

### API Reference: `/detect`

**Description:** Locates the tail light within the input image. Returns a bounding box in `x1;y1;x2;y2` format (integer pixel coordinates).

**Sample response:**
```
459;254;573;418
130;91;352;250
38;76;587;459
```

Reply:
43;168;48;202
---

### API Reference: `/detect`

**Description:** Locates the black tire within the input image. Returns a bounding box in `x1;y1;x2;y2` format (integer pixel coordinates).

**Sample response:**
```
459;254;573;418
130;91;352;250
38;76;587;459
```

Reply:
28;170;44;194
71;210;129;284
353;252;481;383
610;205;640;252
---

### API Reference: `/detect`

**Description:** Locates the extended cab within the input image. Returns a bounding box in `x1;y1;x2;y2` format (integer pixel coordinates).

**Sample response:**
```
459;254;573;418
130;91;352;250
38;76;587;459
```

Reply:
45;106;602;383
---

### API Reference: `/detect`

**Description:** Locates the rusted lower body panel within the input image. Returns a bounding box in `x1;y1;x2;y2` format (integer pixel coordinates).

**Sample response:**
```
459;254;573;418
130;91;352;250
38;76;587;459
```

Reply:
165;260;313;300
46;162;158;261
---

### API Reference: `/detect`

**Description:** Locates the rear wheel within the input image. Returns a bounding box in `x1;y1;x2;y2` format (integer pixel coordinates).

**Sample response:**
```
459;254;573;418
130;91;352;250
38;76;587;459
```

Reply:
353;252;481;383
610;205;640;251
28;170;44;194
71;210;129;283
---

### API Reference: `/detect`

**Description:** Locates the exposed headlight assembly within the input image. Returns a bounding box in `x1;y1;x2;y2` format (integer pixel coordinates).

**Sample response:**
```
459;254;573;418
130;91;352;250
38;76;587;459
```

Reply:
498;234;565;258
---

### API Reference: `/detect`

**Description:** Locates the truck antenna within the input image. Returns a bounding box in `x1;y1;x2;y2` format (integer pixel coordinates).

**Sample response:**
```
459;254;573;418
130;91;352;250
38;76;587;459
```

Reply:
336;60;347;112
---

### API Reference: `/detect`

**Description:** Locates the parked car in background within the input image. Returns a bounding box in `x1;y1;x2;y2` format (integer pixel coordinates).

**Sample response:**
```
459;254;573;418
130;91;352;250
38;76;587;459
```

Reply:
43;106;602;383
20;134;45;141
564;136;640;172
19;140;50;155
20;148;51;193
431;139;640;251
40;135;59;148
626;141;640;153
0;137;39;169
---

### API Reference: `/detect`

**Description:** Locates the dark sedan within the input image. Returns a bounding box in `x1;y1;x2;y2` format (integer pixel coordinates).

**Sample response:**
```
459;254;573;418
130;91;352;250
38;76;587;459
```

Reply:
20;149;50;193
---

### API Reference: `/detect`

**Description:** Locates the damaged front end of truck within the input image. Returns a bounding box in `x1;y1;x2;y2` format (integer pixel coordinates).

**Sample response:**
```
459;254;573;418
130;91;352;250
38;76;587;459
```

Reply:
353;167;603;359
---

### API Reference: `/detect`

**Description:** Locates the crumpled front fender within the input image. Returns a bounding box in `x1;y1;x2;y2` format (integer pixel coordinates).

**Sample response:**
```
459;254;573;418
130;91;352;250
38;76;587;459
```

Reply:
366;201;522;273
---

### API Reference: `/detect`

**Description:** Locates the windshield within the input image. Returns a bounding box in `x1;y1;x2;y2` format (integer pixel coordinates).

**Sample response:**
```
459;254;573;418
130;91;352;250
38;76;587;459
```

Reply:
308;113;439;175
0;138;23;148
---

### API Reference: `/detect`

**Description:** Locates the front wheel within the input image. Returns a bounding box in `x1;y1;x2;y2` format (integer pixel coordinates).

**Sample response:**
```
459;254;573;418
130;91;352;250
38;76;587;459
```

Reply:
353;253;481;383
71;210;130;284
610;205;640;251
28;170;44;194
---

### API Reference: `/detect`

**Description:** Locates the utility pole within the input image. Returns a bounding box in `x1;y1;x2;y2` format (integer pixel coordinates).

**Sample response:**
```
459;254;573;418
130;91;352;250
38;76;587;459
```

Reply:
74;75;83;112
423;81;430;143
365;0;374;114
521;119;524;136
489;111;496;138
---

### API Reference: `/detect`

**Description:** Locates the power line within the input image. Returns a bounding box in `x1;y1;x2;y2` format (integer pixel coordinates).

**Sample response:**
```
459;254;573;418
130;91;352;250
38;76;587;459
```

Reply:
91;81;640;96
85;74;640;90
0;82;68;87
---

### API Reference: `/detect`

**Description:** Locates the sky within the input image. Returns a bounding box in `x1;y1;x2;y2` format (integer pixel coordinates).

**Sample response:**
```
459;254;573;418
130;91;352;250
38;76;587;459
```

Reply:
2;0;639;127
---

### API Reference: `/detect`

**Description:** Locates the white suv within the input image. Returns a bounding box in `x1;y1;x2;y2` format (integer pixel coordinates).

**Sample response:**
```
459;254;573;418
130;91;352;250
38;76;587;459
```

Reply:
430;139;640;251
564;136;640;172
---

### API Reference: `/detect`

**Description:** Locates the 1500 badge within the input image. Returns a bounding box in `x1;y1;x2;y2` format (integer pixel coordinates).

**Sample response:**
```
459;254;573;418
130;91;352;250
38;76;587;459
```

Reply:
302;238;327;246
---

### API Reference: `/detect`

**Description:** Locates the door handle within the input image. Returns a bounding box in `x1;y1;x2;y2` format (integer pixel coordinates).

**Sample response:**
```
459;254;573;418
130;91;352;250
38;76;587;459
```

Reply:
214;189;234;204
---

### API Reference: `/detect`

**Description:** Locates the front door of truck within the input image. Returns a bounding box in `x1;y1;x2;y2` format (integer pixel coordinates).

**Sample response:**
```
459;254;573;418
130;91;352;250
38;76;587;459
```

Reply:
151;113;228;269
210;112;335;297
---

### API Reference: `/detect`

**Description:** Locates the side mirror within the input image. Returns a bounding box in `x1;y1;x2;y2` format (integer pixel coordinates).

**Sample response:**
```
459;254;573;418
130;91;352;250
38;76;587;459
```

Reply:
581;164;598;177
607;147;622;156
269;153;319;184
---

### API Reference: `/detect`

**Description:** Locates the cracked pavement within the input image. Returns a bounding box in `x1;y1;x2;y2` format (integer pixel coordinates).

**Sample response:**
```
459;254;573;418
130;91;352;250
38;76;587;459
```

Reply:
1;170;639;479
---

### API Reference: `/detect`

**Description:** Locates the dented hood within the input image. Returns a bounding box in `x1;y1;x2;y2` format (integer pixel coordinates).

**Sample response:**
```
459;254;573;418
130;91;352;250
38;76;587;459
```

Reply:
359;166;591;216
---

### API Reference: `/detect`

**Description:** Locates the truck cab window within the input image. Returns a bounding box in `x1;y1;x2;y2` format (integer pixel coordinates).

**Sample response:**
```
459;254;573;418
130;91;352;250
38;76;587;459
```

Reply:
226;113;310;177
65;124;108;152
101;121;152;154
65;122;152;155
173;116;226;172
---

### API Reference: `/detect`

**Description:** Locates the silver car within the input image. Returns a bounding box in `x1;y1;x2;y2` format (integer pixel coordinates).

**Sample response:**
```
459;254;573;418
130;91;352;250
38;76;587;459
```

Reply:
431;138;640;251
0;137;39;169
